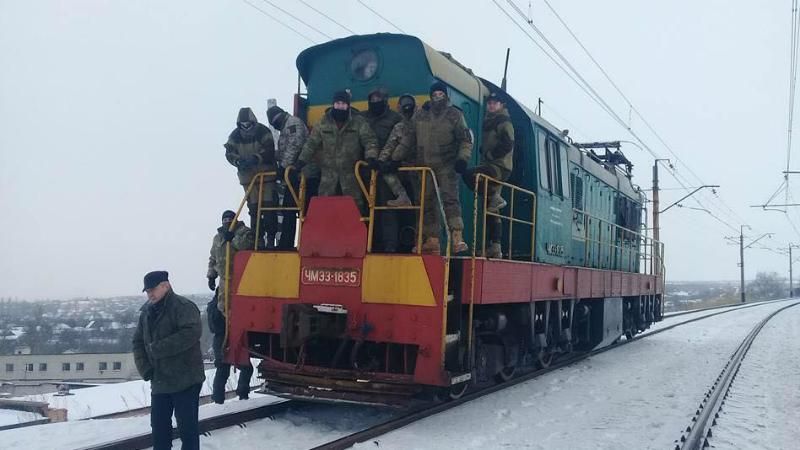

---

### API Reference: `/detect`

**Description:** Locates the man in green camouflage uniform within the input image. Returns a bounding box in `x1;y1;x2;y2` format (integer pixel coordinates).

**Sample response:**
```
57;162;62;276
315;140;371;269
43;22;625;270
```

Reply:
207;210;255;301
205;210;254;404
396;81;473;254
224;107;278;249
364;88;403;252
267;105;320;249
296;90;378;213
378;94;416;207
468;92;514;258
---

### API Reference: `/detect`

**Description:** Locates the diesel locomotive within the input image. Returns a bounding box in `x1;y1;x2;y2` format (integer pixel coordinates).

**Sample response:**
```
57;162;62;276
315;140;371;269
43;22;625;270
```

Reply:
222;33;664;405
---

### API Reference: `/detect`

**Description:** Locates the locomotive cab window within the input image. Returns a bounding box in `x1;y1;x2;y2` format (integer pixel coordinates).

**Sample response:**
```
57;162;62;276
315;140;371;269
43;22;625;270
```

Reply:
349;48;379;81
537;131;566;197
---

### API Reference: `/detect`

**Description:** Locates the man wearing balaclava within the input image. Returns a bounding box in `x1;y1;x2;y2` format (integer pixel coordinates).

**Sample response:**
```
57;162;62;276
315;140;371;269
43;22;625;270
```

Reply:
224;107;278;249
395;81;473;255
296;90;378;213
363;87;403;252
377;93;417;208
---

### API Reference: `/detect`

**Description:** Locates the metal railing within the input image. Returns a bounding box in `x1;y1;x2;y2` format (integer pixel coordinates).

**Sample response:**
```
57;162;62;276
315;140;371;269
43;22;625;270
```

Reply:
354;161;452;256
470;173;537;261
222;167;307;350
573;208;664;276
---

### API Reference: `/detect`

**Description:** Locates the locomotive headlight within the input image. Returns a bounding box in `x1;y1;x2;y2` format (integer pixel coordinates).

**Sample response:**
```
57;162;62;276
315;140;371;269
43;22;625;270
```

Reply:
350;49;379;81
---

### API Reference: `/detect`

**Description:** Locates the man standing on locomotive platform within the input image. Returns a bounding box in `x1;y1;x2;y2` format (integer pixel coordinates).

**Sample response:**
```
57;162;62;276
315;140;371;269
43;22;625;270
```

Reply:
206;210;254;404
267;104;320;250
133;271;205;450
396;81;473;255
296;90;378;214
364;87;403;252
224;107;278;250
378;93;417;207
464;91;515;258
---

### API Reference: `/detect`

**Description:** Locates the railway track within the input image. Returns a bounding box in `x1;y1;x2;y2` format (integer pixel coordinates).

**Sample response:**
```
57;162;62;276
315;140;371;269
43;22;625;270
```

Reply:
674;301;800;450
80;299;793;450
311;299;799;450
78;400;297;450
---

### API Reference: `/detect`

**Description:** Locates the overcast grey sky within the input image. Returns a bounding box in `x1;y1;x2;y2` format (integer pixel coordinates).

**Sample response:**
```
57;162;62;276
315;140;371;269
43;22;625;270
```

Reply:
0;0;795;299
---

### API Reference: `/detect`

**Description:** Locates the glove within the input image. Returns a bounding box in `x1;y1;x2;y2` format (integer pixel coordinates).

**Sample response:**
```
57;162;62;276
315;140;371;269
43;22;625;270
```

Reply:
294;159;307;170
208;277;216;291
367;157;380;171
222;230;235;242
454;159;468;174
461;168;476;187
143;368;154;381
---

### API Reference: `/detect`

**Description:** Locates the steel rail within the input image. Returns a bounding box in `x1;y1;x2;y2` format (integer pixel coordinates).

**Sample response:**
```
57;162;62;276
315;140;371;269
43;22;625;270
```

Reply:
310;299;798;450
676;301;800;450
663;297;790;319
79;400;297;450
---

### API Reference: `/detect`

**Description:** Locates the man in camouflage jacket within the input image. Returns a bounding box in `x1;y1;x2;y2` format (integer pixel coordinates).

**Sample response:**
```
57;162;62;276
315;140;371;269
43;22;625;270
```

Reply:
267;105;320;249
296;90;378;213
469;92;515;258
395;81;473;254
224;107;278;249
363;88;403;252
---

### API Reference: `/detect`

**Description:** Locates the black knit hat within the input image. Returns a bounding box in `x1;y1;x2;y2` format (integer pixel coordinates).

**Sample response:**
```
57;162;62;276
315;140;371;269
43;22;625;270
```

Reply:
266;106;284;124
221;210;236;221
332;90;351;104
429;81;448;97
142;271;169;292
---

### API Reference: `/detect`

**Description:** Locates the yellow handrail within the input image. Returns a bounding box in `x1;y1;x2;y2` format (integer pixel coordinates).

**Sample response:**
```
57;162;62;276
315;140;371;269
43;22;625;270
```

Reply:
467;172;537;364
222;169;307;354
353;161;444;255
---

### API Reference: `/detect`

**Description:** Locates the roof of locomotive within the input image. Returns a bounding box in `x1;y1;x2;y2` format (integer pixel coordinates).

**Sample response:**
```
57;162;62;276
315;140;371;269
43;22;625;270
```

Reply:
296;33;488;103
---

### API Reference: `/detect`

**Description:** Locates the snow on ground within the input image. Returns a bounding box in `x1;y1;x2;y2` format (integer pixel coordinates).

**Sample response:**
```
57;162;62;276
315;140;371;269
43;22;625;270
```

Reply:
354;299;798;450
0;393;286;449
194;403;395;450
0;408;44;427
646;298;786;335
713;304;800;450
16;359;263;420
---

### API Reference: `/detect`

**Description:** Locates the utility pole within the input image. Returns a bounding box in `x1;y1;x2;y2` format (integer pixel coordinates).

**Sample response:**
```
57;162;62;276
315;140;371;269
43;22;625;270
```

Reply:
740;225;746;303
652;162;659;245
791;245;794;298
789;244;799;298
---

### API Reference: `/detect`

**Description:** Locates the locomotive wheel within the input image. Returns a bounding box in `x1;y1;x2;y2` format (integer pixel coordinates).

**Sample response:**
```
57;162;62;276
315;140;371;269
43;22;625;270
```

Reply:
494;365;516;383
537;350;553;369
448;382;469;400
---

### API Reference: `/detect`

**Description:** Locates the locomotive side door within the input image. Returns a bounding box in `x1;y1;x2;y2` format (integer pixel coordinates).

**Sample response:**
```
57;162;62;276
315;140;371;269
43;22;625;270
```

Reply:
534;128;570;265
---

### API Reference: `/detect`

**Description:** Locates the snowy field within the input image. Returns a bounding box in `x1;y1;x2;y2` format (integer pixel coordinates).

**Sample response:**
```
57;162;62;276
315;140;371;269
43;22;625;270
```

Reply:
713;304;800;450
1;300;796;449
355;299;798;449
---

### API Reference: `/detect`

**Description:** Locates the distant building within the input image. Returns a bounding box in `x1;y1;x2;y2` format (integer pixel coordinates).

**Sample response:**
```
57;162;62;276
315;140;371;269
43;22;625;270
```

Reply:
0;352;138;383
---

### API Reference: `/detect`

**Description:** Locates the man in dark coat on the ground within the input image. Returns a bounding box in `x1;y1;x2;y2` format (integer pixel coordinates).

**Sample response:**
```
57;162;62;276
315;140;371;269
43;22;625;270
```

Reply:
133;271;205;450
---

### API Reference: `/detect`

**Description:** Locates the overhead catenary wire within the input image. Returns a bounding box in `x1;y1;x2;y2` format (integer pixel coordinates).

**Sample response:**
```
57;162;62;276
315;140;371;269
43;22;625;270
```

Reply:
257;0;334;40
241;0;317;44
540;0;750;232
356;0;406;34
493;0;740;235
295;0;357;35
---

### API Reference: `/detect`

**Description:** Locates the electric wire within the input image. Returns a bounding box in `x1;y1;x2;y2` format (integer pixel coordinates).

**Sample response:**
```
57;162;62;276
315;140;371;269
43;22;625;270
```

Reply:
540;0;749;230
241;0;317;44
295;0;357;34
495;0;740;234
356;0;406;34
257;0;333;40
